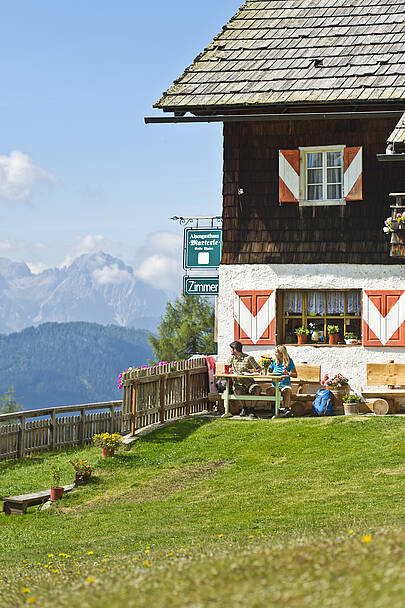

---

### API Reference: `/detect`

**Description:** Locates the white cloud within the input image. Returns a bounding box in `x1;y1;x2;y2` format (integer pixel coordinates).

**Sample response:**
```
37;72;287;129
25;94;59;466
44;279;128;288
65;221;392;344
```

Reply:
135;231;182;293
93;264;132;286
60;234;112;267
0;239;13;250
0;150;56;202
0;238;46;252
26;262;48;275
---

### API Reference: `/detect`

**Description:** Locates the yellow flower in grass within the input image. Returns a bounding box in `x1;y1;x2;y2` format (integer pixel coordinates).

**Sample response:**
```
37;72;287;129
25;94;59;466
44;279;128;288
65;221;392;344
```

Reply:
349;530;354;535
218;534;224;538
362;535;372;543
249;535;255;539
22;588;30;593
86;577;95;583
27;598;36;604
47;554;54;558
143;561;151;567
87;551;94;555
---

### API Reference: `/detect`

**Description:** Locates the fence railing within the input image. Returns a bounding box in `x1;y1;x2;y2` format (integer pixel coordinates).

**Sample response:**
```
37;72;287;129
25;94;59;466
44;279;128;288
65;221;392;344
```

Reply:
0;401;122;461
0;358;210;461
121;358;210;435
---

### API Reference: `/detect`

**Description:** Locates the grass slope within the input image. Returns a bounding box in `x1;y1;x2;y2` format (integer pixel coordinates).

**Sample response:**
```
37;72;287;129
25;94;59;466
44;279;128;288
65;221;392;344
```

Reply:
1;416;405;607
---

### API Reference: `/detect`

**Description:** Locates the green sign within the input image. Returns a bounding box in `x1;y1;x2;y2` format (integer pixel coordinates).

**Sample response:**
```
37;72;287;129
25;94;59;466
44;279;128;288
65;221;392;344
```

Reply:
184;228;222;269
183;276;219;296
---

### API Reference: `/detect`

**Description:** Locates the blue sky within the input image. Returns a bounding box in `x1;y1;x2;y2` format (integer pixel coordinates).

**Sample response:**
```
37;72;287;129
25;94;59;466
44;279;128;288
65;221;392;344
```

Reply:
0;0;241;291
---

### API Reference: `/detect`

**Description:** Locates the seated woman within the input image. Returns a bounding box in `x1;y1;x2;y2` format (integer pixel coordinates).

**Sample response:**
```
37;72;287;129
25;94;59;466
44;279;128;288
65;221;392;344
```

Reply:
267;345;297;416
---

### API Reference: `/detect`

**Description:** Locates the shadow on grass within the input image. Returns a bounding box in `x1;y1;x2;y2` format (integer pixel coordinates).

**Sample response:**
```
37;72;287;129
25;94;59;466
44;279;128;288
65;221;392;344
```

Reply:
140;417;215;444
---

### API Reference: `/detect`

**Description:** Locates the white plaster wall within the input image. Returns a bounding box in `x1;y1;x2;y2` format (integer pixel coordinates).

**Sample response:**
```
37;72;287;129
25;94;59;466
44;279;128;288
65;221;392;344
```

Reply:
218;264;405;395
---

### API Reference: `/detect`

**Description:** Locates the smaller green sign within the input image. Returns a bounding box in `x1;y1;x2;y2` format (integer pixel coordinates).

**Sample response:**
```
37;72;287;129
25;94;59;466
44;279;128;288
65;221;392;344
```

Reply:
183;276;219;296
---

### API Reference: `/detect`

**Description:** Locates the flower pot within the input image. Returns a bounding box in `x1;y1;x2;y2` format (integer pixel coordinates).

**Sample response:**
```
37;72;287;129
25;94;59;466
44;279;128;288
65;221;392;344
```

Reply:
297;334;307;345
50;486;64;501
311;331;320;342
75;472;89;486
329;387;349;414
328;333;340;345
102;447;115;459
344;403;360;416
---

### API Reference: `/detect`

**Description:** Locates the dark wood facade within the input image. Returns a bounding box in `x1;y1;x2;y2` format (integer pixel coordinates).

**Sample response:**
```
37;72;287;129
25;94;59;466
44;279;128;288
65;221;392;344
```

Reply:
222;116;405;265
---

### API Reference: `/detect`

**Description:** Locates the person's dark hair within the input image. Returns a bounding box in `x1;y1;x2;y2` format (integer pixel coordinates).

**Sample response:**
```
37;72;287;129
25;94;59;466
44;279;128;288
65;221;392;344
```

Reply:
229;341;243;352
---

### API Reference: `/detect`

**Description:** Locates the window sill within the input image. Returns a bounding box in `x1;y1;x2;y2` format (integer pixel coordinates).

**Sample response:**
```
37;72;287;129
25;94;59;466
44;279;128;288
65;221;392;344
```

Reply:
289;343;361;347
298;199;346;207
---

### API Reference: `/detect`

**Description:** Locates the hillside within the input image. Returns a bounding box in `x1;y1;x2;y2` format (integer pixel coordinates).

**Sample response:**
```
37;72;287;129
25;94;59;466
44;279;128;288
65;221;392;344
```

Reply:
1;417;405;607
0;253;168;333
0;322;152;410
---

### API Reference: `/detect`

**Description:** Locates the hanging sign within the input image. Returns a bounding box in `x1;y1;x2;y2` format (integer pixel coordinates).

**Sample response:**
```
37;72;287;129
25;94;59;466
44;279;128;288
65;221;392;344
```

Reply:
183;276;219;296
184;228;222;269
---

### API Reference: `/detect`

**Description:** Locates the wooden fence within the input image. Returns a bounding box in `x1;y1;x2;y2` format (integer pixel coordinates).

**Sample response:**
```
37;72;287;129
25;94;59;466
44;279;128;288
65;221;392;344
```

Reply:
0;401;121;461
121;358;210;435
0;358;210;461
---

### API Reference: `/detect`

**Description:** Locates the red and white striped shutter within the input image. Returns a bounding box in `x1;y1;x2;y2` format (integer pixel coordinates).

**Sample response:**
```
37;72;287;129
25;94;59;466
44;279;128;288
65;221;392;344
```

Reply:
234;290;275;345
363;290;405;346
344;147;363;201
279;150;300;203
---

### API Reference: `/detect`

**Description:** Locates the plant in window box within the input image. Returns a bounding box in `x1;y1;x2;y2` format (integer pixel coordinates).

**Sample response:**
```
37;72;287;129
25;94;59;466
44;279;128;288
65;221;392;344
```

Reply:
327;325;340;345
342;393;361;416
295;326;310;345
344;332;358;345
383;213;405;234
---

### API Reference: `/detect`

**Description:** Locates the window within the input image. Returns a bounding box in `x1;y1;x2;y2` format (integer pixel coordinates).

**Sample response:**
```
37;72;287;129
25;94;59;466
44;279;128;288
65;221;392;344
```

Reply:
278;146;363;206
278;290;362;344
301;145;344;205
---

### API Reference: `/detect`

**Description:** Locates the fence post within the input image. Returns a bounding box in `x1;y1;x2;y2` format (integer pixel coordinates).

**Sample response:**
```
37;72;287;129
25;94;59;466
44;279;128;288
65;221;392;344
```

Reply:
186;369;191;416
17;414;25;458
131;382;137;436
50;410;56;450
79;407;86;445
160;376;166;424
110;403;116;434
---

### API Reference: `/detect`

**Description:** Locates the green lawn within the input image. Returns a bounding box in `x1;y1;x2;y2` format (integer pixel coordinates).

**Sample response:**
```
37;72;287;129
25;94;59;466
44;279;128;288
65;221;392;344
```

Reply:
1;415;405;607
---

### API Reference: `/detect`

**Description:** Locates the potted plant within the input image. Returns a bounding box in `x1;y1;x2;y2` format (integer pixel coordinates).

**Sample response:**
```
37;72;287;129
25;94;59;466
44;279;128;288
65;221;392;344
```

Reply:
295;326;310;345
344;332;358;345
68;459;93;485
259;354;274;375
342;393;361;415
92;433;123;458
327;325;340;345
48;461;64;501
322;373;349;412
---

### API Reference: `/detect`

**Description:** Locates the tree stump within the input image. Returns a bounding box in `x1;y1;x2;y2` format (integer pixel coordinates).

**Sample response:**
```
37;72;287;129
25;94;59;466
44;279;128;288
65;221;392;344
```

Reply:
372;398;398;415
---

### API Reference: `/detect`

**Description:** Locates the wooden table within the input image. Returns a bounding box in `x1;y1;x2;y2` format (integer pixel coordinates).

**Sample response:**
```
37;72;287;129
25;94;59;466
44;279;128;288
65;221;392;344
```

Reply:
214;373;288;418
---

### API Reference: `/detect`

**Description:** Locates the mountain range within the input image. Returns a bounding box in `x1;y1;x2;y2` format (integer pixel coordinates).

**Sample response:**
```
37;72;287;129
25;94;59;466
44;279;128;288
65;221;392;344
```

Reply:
0;252;169;333
0;322;153;410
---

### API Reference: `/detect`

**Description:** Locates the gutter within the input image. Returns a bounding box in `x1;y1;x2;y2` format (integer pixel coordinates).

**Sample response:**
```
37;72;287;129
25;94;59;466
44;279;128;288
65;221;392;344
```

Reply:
144;110;405;125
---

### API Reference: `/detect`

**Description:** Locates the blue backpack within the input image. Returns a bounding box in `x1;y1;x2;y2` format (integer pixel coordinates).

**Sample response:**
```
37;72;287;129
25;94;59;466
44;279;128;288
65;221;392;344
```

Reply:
312;389;333;416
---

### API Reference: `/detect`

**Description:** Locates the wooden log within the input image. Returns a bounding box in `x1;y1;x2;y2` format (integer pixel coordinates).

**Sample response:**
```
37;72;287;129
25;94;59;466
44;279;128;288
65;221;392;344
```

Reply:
373;398;390;415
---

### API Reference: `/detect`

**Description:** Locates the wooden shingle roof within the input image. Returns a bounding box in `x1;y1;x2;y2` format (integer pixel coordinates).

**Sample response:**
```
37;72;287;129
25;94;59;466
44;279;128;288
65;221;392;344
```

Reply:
155;0;405;111
388;111;405;150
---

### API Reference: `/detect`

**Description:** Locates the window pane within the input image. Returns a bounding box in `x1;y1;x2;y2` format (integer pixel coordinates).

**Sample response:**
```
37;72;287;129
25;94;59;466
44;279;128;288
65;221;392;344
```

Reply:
308;185;323;200
347;292;361;315
327;168;342;184
327;184;342;199
307;152;322;168
307;292;325;315
327;151;342;167
308;169;322;184
285;292;302;313
284;318;304;344
327;292;344;314
345;317;361;339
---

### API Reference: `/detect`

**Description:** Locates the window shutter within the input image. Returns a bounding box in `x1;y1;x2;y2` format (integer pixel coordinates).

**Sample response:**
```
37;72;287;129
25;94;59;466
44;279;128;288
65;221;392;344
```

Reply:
363;290;405;346
344;147;363;201
279;150;300;203
234;290;275;345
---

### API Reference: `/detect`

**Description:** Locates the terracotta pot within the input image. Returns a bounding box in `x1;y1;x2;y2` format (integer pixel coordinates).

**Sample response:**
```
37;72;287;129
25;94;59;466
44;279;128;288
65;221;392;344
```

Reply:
102;447;115;459
328;333;340;345
297;333;307;345
50;486;64;501
75;472;88;486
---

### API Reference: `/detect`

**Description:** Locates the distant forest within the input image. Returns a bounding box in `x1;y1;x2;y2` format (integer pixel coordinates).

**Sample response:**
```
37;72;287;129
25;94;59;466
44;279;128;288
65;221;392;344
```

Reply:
0;322;152;410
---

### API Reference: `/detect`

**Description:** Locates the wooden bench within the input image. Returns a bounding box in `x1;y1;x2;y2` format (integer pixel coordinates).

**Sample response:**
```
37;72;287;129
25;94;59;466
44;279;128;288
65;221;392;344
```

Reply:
361;361;405;415
2;484;75;515
210;362;322;417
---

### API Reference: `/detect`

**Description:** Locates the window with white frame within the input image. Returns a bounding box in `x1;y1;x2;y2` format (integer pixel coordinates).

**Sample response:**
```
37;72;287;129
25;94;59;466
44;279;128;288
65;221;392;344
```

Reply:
278;145;363;206
303;146;344;202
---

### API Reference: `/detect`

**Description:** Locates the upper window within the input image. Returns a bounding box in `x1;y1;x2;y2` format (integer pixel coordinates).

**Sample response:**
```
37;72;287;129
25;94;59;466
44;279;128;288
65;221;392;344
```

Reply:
279;146;363;206
302;146;344;203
